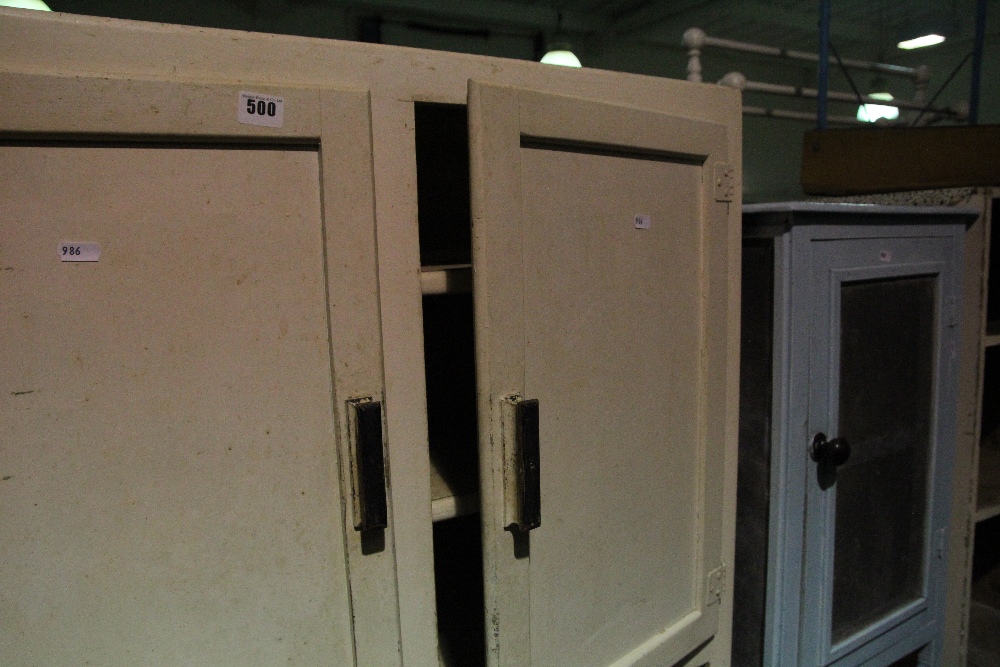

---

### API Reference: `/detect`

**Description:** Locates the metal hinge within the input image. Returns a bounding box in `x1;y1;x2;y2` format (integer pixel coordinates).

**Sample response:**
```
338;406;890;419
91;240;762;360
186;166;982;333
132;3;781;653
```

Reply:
706;565;726;605
713;162;736;202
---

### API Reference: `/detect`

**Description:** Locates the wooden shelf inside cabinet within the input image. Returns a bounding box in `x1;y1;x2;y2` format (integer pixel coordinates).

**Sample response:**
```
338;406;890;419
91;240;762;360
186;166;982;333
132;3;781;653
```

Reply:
430;449;479;522
977;443;1000;523
421;266;479;522
986;320;1000;348
421;265;472;296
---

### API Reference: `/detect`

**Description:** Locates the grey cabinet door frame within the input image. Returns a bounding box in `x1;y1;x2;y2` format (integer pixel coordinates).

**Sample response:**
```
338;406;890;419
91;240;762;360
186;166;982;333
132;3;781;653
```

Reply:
776;223;964;667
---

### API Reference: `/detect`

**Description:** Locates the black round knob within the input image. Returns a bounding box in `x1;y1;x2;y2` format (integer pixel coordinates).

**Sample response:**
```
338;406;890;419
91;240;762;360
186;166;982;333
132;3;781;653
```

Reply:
811;432;851;467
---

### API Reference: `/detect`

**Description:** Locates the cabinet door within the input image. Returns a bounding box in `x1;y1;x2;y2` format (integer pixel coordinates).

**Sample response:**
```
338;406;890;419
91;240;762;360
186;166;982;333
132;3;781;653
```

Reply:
795;227;963;666
469;81;737;667
0;74;399;666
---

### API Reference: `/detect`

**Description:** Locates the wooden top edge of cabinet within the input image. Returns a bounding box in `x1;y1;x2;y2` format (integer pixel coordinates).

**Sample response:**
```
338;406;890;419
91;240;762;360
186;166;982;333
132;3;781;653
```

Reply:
0;8;743;126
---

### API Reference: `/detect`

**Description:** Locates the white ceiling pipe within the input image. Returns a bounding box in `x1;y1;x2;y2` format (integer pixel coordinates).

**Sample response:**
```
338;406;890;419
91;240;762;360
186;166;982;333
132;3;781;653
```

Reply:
718;72;960;116
742;105;864;125
683;27;922;82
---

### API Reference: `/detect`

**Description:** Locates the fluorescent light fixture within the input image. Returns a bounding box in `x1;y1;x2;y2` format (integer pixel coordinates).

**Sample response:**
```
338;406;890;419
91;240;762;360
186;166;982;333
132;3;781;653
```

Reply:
857;92;900;122
0;0;53;8
897;33;945;49
540;48;581;68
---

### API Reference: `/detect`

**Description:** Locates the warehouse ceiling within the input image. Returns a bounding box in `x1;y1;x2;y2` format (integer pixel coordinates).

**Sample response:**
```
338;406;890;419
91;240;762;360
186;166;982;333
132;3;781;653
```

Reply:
37;0;992;67
353;0;984;57
34;0;990;60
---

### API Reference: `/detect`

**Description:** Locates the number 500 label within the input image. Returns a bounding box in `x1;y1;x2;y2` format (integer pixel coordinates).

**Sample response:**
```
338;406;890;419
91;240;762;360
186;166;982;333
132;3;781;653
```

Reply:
238;91;284;128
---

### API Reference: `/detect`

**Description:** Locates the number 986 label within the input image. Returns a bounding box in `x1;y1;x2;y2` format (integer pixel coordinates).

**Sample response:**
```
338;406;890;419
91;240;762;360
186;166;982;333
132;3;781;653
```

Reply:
59;242;101;262
238;91;284;128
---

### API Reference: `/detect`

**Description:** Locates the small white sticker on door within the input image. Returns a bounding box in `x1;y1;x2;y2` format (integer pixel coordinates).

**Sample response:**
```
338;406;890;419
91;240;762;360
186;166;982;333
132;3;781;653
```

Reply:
238;91;285;128
59;242;101;262
634;214;651;230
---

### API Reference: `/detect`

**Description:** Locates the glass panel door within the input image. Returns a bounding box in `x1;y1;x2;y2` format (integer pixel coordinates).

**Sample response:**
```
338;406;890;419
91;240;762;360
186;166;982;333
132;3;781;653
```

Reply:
832;276;936;642
798;230;961;667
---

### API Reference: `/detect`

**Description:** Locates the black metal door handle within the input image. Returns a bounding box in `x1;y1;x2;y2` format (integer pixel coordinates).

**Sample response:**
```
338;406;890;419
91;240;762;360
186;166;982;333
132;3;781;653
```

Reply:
811;432;851;467
351;399;387;532
516;398;541;531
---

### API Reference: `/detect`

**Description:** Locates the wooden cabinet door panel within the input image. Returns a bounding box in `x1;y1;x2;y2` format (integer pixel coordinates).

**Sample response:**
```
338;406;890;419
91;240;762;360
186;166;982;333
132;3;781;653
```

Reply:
469;81;737;667
0;75;398;666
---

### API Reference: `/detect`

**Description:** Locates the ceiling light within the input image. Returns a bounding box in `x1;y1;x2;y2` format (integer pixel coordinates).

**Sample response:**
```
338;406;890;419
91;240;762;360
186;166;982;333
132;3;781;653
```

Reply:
540;45;581;68
897;34;945;49
857;92;900;123
0;0;52;8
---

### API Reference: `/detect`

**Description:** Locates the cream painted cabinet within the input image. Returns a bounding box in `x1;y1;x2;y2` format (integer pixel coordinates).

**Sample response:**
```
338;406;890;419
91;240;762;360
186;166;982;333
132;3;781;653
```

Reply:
1;9;741;666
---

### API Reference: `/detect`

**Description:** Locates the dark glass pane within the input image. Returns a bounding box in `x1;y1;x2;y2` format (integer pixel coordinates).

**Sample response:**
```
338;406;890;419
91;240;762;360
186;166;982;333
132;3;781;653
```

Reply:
832;276;936;642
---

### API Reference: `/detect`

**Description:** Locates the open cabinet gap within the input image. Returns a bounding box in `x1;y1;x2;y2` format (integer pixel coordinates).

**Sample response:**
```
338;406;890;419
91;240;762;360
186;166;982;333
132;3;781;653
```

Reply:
415;101;485;663
970;198;1000;665
970;514;1000;665
422;291;479;520
433;515;486;666
415;102;471;268
987;200;1000;331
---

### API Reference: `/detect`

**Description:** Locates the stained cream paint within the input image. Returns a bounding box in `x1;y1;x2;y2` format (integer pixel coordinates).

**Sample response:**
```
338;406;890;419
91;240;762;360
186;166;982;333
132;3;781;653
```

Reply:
0;9;742;666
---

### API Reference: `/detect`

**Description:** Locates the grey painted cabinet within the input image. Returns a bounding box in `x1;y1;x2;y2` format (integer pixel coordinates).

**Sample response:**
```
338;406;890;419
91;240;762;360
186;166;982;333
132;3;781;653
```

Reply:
735;203;975;667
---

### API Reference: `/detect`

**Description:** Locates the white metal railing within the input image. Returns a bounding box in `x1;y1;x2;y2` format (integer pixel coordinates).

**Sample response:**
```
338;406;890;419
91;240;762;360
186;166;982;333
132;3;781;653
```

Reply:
682;27;966;126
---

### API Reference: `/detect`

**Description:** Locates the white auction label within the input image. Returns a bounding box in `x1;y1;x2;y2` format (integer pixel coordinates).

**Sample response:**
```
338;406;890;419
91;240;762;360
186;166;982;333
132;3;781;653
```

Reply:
59;242;101;262
634;214;651;230
238;91;284;128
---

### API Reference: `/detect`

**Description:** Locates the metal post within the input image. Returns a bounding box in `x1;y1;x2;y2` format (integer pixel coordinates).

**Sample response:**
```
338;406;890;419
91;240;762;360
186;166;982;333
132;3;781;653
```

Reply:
970;0;987;125
817;0;831;130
